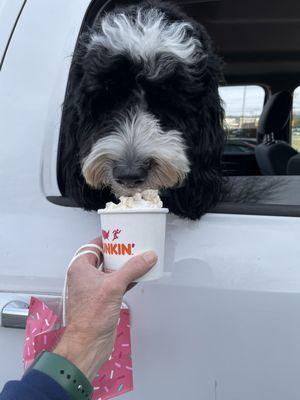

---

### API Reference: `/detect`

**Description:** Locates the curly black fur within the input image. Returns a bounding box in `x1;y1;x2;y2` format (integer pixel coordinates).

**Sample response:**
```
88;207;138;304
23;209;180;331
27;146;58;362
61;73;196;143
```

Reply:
58;0;225;219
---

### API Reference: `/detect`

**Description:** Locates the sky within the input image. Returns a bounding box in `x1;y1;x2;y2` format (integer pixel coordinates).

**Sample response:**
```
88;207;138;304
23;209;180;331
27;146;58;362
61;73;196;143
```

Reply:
219;86;265;117
219;85;300;117
293;87;300;113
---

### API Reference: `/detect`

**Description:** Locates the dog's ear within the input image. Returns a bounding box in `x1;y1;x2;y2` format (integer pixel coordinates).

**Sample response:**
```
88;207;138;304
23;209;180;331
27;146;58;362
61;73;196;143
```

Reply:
162;24;225;220
162;112;224;220
58;37;115;210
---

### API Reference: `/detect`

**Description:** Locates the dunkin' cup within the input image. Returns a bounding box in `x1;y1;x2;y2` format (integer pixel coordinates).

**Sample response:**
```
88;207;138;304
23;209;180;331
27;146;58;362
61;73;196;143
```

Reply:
98;208;169;281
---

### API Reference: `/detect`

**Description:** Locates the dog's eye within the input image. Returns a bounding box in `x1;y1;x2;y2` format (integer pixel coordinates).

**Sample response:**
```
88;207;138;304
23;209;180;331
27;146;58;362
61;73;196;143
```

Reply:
143;77;175;95
103;79;114;92
159;84;169;92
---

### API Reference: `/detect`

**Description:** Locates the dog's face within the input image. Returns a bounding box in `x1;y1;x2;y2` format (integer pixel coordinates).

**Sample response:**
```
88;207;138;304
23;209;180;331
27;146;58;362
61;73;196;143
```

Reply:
79;8;209;197
61;1;224;219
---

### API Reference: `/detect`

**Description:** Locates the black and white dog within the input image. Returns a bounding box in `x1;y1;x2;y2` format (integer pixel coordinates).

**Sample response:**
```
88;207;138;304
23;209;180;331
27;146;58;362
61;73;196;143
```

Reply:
59;0;224;219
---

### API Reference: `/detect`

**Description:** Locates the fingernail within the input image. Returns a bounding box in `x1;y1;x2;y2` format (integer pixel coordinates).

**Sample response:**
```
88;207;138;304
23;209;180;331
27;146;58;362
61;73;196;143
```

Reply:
142;251;158;266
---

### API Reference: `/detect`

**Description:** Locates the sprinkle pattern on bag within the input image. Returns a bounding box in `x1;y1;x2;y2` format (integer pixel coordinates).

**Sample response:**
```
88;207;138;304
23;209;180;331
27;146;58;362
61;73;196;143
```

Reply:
91;308;133;399
23;297;59;369
23;297;133;399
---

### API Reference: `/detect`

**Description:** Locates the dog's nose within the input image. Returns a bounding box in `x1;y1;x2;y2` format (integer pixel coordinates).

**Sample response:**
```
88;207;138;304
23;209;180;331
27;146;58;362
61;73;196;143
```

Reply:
113;165;148;187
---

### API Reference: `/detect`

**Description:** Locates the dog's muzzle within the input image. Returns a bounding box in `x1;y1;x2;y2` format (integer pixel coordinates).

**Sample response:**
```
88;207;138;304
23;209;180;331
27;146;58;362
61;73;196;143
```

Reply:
81;108;190;195
113;161;150;188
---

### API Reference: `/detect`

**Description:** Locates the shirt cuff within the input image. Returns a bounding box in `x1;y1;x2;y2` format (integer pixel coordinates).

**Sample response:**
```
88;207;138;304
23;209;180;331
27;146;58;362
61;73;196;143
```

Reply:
1;369;71;400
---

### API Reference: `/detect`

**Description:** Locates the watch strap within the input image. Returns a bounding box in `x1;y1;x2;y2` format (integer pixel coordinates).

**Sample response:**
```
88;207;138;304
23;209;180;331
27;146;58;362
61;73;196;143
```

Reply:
29;351;93;400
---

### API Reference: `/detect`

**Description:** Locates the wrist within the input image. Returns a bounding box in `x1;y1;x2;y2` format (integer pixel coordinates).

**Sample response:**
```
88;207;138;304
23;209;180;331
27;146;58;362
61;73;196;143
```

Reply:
53;327;109;381
29;351;93;400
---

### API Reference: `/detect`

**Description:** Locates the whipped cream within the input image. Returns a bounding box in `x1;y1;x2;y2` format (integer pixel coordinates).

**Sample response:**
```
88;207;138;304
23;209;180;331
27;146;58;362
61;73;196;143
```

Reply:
105;190;163;210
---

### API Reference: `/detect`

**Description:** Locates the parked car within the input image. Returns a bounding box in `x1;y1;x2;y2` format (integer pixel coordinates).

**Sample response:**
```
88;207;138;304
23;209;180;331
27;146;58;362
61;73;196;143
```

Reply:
1;1;300;399
224;139;256;154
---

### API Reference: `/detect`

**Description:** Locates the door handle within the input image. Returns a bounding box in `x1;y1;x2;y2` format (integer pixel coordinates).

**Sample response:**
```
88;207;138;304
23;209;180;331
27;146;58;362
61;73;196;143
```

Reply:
1;300;29;329
1;298;128;329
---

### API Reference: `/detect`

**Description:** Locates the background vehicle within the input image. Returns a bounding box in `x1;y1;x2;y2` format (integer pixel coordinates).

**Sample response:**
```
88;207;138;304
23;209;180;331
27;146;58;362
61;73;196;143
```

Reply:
1;0;300;399
224;139;256;154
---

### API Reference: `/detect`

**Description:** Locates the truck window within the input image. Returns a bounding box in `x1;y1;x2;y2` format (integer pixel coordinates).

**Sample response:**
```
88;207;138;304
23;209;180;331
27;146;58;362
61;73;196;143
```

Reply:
50;3;300;218
219;85;265;145
219;85;265;177
292;86;300;151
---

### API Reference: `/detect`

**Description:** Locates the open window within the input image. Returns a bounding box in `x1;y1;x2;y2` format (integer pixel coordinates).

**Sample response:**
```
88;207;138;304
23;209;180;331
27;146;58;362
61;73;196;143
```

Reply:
51;0;300;218
216;86;300;215
292;86;300;151
220;85;265;176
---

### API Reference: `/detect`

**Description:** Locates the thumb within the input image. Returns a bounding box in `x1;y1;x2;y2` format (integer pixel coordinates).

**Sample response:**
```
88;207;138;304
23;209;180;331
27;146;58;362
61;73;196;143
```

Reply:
116;251;158;286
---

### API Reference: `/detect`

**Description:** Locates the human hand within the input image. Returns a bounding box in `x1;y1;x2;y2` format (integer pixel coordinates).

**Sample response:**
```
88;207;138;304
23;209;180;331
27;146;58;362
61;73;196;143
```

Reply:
53;237;157;381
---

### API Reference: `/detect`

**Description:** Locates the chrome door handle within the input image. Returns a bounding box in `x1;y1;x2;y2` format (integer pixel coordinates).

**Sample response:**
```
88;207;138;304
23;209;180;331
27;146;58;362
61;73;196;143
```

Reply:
1;299;128;329
1;300;29;329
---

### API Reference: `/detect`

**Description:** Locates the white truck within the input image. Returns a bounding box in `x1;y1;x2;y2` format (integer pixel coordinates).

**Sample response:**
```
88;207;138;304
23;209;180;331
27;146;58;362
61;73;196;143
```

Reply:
1;1;300;399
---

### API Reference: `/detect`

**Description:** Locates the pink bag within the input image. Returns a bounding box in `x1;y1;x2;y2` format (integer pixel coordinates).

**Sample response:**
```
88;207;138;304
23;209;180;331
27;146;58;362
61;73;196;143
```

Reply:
23;297;133;399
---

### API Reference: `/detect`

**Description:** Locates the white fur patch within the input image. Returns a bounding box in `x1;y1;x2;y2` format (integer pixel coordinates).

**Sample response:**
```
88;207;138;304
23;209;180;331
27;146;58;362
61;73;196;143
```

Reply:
81;107;190;193
89;8;202;65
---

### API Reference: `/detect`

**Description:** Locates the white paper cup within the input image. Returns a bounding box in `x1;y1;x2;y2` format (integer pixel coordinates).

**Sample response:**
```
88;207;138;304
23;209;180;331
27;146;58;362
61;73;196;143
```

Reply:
98;208;169;281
